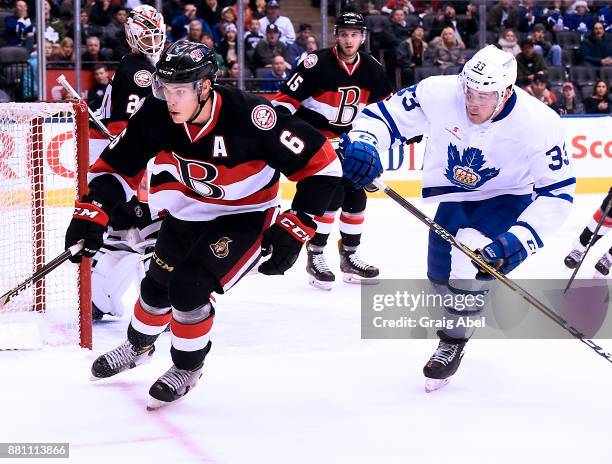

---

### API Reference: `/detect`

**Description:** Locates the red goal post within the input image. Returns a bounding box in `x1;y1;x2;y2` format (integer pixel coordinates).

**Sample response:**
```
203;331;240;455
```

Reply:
0;100;92;349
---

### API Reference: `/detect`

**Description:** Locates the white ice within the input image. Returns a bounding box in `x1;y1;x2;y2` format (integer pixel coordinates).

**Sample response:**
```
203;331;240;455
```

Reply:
2;194;611;464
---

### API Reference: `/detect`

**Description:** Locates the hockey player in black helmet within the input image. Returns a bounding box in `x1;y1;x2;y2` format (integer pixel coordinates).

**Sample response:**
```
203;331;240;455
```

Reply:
272;12;392;290
65;40;342;409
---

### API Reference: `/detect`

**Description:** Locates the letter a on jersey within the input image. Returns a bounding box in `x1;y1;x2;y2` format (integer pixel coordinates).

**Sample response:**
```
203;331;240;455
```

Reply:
213;136;228;158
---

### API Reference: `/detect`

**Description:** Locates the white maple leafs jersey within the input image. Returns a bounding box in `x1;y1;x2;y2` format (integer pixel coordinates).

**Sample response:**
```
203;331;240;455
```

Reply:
350;75;575;252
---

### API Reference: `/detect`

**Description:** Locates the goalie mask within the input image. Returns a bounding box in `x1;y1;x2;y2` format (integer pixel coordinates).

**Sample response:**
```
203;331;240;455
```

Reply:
125;5;166;62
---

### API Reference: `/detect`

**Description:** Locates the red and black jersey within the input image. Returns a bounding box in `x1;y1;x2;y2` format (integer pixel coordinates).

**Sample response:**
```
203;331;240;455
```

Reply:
97;52;155;135
88;85;342;221
272;47;392;138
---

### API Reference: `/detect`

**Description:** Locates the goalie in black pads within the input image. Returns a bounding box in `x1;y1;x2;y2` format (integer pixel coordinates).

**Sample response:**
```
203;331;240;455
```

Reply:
65;40;342;409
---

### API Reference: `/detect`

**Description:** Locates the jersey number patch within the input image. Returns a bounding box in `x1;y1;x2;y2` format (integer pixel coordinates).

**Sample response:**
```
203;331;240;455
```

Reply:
126;94;142;115
546;144;569;171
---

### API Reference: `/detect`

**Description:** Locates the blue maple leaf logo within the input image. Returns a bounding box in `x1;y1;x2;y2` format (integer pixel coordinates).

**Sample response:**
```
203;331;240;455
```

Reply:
444;144;499;189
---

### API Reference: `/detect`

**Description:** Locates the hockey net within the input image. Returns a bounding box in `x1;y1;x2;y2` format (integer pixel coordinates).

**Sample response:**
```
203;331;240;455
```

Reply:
0;101;91;349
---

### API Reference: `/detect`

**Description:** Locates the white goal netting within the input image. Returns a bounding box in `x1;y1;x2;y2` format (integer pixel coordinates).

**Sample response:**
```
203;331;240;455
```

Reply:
0;102;91;348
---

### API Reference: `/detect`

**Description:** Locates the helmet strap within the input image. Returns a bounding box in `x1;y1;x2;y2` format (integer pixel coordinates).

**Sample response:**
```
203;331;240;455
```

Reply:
187;81;214;124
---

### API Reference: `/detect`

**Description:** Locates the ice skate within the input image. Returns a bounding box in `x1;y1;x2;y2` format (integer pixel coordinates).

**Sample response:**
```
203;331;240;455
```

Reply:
91;339;155;380
339;241;379;284
564;244;586;269
595;252;612;277
423;337;466;393
147;364;204;410
306;244;335;291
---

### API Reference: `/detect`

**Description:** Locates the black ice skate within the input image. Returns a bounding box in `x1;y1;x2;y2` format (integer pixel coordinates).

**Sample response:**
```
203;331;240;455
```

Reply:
91;340;155;380
423;336;467;393
306;244;335;291
339;241;379;284
147;364;204;410
595;252;612;277
564;245;586;269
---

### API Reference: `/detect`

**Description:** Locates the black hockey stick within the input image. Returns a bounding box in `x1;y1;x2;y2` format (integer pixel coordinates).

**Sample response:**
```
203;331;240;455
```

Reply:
564;200;612;293
371;178;612;365
0;241;84;309
56;75;115;141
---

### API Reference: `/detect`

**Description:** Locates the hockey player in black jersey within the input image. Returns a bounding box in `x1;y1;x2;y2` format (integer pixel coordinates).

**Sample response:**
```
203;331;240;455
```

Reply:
564;186;612;277
89;4;166;321
65;40;342;409
272;12;392;290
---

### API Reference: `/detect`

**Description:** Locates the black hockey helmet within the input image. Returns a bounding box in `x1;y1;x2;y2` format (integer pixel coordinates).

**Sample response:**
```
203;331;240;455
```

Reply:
154;40;218;85
334;12;367;35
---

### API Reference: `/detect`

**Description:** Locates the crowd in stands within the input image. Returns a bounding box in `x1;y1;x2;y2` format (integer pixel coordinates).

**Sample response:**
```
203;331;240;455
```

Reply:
0;0;610;114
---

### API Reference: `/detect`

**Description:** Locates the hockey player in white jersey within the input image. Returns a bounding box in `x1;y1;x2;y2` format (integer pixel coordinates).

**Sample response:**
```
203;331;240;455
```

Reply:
340;45;575;391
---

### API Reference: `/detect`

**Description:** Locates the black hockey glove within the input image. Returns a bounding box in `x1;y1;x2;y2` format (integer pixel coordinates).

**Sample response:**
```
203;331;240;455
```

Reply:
258;210;316;275
65;197;109;263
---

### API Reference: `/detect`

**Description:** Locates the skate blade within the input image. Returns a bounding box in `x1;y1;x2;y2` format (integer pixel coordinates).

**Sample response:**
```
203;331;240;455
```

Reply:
425;378;450;393
146;397;171;411
342;273;380;285
308;276;333;291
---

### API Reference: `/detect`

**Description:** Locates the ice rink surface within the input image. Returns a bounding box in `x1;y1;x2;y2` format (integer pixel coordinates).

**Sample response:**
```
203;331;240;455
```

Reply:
2;194;612;464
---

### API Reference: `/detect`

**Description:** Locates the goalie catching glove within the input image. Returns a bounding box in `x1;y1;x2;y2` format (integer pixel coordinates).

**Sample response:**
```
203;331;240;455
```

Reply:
65;196;109;263
258;210;316;275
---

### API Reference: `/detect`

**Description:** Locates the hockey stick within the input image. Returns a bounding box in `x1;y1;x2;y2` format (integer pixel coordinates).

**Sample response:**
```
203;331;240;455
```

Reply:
371;178;612;365
564;200;612;293
0;241;84;309
56;75;115;140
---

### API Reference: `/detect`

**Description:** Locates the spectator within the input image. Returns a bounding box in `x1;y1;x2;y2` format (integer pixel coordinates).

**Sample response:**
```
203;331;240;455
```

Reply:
433;26;466;70
4;0;34;49
187;20;205;43
249;0;268;19
411;0;434;15
87;64;110;111
543;0;565;32
563;0;593;34
516;38;547;86
201;0;223;27
78;10;103;46
233;0;254;29
224;60;255;89
580;21;612;66
518;0;545;32
260;54;289;92
245;18;264;53
90;0;114;27
525;74;558;109
348;0;385;15
200;32;227;74
381;0;415;15
212;6;237;44
102;6;128;49
82;35;107;69
253;23;289;69
217;23;238;67
259;0;296;45
287;23;312;65
557;82;585;114
44;0;66;43
598;3;612;32
163;0;186;25
170;4;212;43
498;28;521;56
583;79;612;114
49;36;75;63
293;34;318;68
487;0;521;35
531;23;562;66
389;8;412;43
397;25;429;86
428;2;478;47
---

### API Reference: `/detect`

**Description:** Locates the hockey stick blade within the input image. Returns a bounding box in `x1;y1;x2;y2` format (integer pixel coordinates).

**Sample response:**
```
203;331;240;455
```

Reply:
0;241;84;309
564;200;612;293
56;75;115;141
372;178;612;365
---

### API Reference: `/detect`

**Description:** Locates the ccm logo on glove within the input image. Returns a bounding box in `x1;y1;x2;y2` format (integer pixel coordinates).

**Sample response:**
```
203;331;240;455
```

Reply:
278;213;315;242
73;202;109;225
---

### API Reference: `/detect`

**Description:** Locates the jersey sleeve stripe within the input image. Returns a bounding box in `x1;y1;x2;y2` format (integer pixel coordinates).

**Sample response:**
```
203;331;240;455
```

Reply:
534;177;576;193
376;101;403;141
286;142;342;182
514;220;544;248
272;93;301;113
361;108;395;144
536;191;573;203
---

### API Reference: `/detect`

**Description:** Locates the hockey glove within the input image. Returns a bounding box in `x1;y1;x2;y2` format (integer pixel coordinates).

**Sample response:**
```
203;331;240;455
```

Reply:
65;197;109;263
473;232;528;281
258;210;316;275
338;132;383;190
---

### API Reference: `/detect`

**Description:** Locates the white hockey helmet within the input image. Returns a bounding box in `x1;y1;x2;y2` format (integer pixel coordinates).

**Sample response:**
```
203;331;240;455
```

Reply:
125;5;166;62
459;45;517;113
